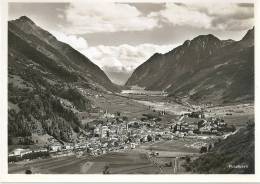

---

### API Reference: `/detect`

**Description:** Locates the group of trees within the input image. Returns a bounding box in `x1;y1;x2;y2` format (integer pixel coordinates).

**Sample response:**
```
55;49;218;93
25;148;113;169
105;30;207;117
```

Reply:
200;143;213;153
51;97;82;127
8;110;32;138
8;83;85;143
42;117;73;142
141;113;162;122
200;146;208;153
22;151;50;160
56;88;90;111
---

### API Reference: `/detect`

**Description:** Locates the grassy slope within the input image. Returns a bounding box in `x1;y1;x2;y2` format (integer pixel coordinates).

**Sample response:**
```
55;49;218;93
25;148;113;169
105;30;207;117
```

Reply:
190;123;254;174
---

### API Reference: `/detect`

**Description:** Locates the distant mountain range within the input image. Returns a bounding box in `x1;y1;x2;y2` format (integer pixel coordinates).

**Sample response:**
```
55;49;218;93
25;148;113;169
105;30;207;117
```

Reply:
8;16;118;143
126;27;254;105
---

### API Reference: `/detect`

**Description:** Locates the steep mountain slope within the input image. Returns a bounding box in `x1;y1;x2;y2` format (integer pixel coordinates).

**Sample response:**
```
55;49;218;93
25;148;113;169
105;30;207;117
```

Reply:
126;28;254;104
126;34;224;88
190;123;254;174
9;16;116;92
8;16;117;144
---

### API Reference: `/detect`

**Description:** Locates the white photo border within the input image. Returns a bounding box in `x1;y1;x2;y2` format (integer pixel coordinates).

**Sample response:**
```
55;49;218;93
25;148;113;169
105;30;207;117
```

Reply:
0;0;259;182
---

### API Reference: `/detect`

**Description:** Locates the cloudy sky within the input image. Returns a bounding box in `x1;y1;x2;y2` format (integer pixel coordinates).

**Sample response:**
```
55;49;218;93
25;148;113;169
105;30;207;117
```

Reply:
9;2;254;85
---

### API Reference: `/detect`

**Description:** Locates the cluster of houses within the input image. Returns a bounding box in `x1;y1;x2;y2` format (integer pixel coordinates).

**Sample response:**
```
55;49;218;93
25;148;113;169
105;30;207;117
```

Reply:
171;113;235;136
9;109;235;162
74;120;164;156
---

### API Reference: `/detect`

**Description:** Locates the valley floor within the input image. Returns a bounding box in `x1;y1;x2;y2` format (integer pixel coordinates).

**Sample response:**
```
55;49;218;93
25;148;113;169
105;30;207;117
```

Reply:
8;92;254;174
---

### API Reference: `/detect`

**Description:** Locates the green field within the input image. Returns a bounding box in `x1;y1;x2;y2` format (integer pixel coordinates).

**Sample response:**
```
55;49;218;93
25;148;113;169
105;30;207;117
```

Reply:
88;151;160;174
91;94;153;119
8;155;89;174
143;140;200;153
8;151;160;174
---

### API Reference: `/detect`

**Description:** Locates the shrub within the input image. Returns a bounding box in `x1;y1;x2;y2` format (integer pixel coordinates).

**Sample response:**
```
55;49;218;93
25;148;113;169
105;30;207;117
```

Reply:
200;146;208;153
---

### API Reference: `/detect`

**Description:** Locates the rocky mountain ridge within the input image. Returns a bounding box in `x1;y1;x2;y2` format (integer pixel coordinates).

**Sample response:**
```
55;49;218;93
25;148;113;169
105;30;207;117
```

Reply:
126;27;254;105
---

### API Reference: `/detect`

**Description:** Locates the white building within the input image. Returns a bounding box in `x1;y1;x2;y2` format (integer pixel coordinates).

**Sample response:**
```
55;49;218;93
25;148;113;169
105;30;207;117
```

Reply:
9;148;31;157
130;143;136;149
50;144;62;152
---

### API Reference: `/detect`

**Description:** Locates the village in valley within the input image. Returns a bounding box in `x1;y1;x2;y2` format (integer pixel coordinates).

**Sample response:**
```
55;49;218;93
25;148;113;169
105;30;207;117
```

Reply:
8;86;250;174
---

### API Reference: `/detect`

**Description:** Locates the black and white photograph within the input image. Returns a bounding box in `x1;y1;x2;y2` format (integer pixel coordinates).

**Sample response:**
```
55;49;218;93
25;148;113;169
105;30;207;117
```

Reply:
1;0;258;180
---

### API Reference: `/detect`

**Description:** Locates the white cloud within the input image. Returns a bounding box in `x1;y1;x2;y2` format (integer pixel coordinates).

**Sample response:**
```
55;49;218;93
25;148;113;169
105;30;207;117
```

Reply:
80;43;176;85
63;2;159;34
213;17;254;31
82;43;176;72
50;31;88;50
198;3;253;18
150;3;254;30
150;3;212;29
53;2;253;35
194;3;254;30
